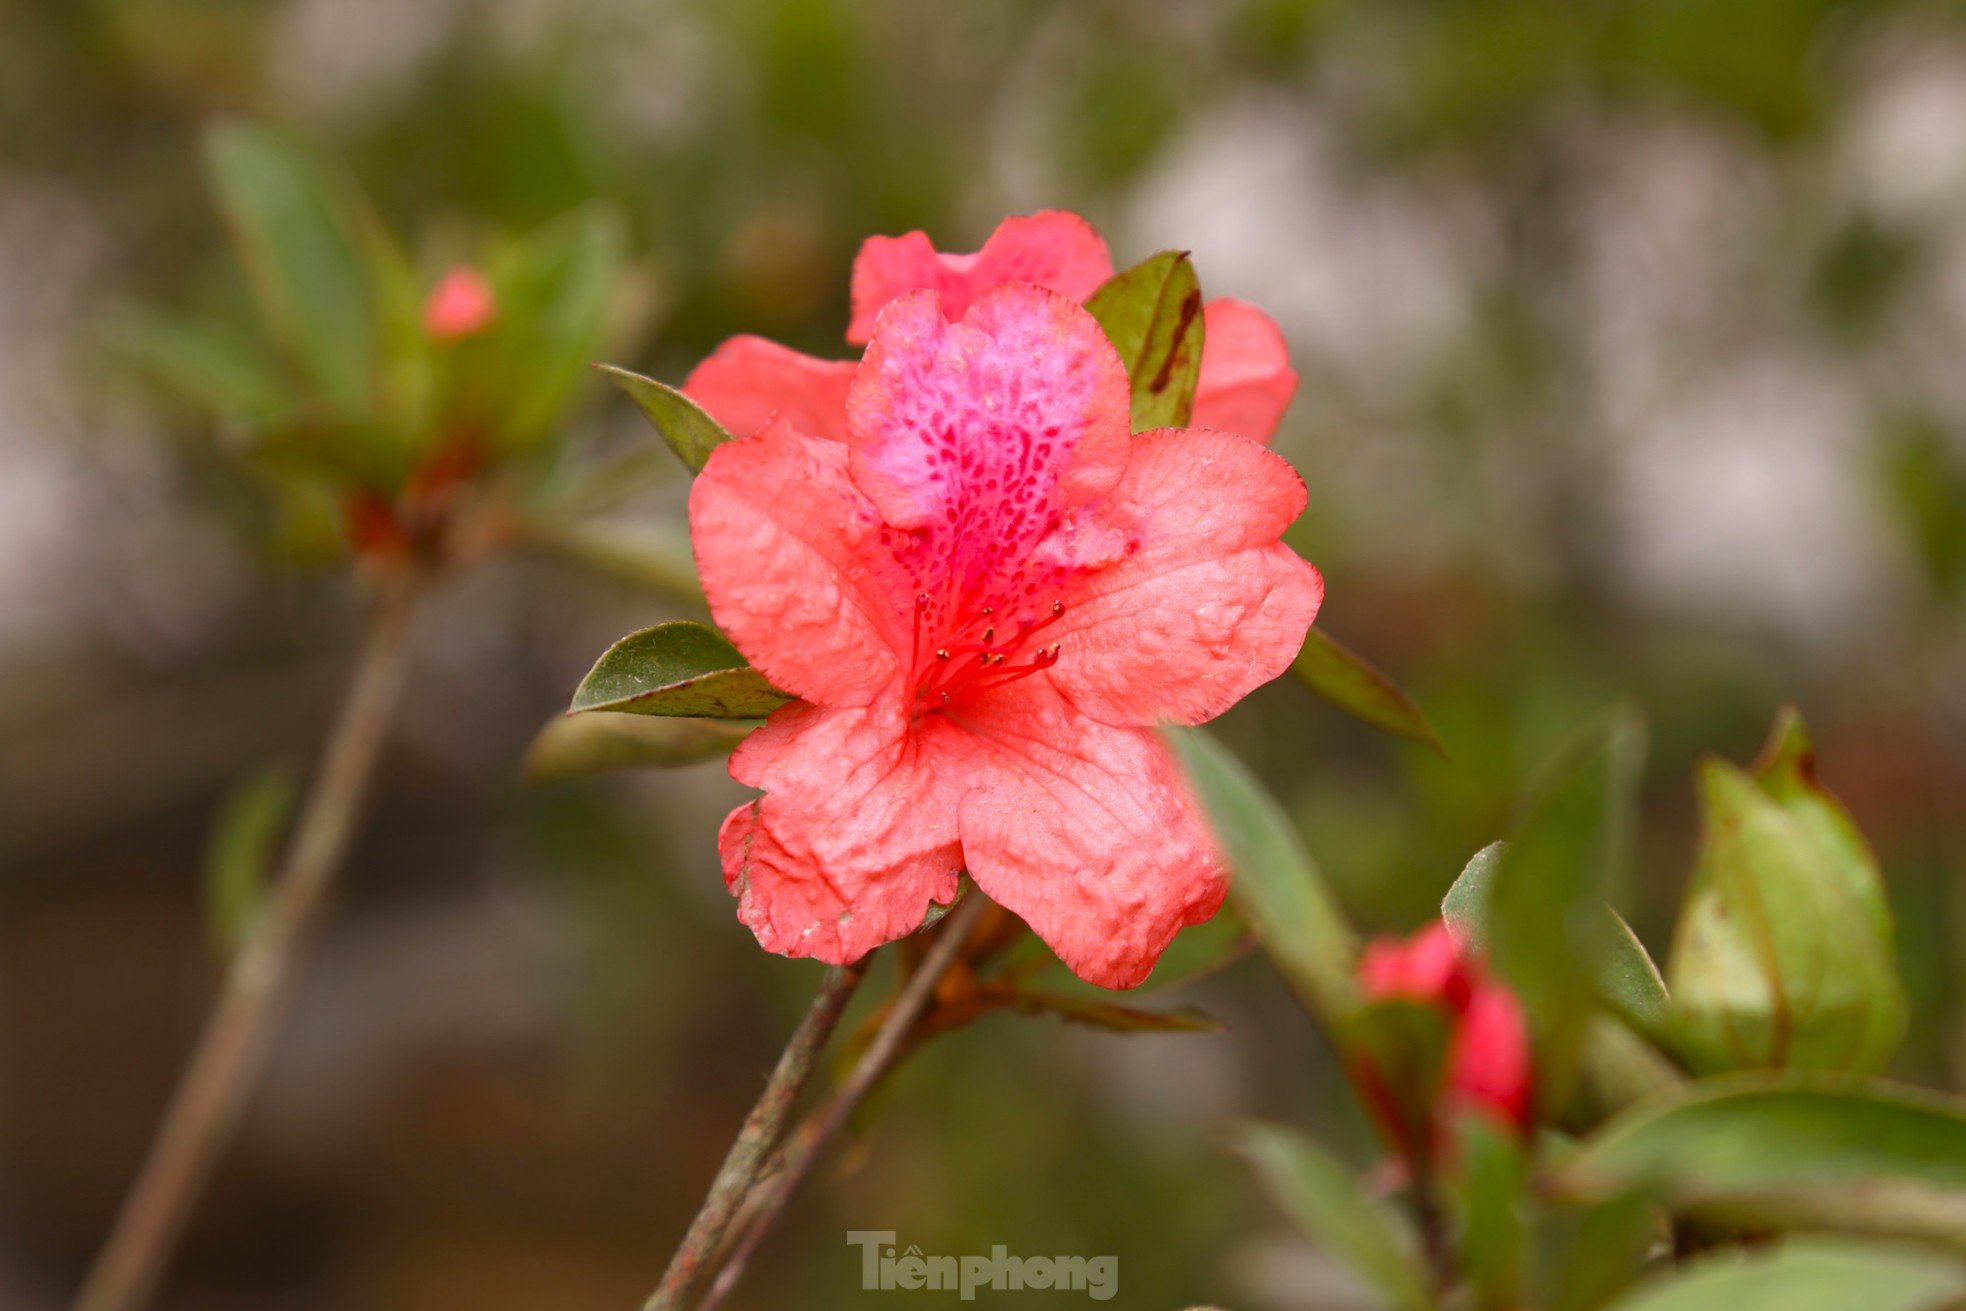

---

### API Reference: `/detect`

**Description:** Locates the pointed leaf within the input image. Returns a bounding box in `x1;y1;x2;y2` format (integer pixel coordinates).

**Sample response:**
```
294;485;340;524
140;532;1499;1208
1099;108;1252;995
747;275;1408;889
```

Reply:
1666;710;1905;1076
1602;1239;1965;1311
1233;1123;1435;1311
204;121;379;410
524;711;752;783
1555;1074;1966;1251
1293;628;1445;754
1485;711;1647;1105
570;622;790;718
1451;1114;1530;1311
596;364;734;473
107;306;291;419
202;765;296;955
1165;727;1357;1020
1084;250;1206;430
1444;839;1670;1039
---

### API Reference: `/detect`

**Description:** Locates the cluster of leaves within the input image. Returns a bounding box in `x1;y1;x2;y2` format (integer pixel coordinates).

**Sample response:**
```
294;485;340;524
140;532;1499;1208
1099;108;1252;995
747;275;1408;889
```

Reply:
1179;697;1959;1310
117;119;625;565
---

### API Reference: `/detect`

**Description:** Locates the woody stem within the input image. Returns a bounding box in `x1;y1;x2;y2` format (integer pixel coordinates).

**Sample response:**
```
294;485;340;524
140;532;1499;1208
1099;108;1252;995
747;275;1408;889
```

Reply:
642;962;869;1311
695;894;991;1311
73;572;420;1311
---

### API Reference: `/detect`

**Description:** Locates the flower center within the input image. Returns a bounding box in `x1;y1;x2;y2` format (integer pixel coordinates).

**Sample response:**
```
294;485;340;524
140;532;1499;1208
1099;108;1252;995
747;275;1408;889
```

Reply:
910;594;1065;715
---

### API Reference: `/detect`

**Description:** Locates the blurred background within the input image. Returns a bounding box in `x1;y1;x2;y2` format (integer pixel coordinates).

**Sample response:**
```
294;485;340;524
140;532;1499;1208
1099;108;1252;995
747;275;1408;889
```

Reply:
5;0;1966;1306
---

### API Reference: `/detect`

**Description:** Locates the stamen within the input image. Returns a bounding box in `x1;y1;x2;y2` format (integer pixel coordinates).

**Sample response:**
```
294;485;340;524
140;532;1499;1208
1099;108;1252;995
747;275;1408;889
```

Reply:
911;599;1070;713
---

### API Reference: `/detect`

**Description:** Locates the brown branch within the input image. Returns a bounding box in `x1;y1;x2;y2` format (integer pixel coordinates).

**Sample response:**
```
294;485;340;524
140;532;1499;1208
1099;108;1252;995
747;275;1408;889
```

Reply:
73;575;419;1311
697;894;990;1311
642;963;867;1311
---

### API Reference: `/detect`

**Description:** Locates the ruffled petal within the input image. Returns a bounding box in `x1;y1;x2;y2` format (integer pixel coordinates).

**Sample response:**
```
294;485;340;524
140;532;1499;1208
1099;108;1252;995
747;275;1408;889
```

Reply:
689;414;914;706
847;211;1114;344
1047;428;1323;726
948;680;1226;988
847;285;1131;547
721;701;962;965
682;335;857;442
1191;298;1299;444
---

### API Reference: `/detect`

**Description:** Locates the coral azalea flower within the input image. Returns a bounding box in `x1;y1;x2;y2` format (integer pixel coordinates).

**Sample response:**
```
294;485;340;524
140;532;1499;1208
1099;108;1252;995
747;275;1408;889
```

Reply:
691;283;1322;987
683;210;1300;448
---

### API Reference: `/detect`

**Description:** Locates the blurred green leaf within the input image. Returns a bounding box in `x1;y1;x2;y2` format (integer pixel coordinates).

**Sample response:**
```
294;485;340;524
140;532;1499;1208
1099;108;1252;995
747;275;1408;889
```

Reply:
1666;709;1905;1076
571;622;790;718
525;517;704;605
1444;839;1669;1040
1602;1238;1966;1311
1084;250;1205;431
1165;727;1356;1019
1555;1075;1966;1251
1293;628;1445;755
204;120;379;411
483;207;626;448
1233;1122;1434;1311
1537;1191;1663;1311
596;364;734;473
202;765;295;955
107;306;290;419
1485;710;1647;1106
1452;1113;1529;1311
523;711;752;783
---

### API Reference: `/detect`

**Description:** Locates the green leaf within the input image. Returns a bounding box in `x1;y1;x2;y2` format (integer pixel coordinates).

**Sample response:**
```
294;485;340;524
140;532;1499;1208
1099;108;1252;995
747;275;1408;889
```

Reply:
1537;1191;1663;1311
1233;1123;1434;1311
1554;1074;1966;1251
1015;994;1227;1034
596;364;734;473
1665;708;1905;1076
483;207;626;449
571;622;790;718
202;766;296;955
1444;839;1670;1040
1601;1239;1966;1311
204;121;379;411
525;517;705;605
1293;628;1445;755
107;306;291;419
1452;1114;1530;1311
1084;250;1206;430
523;711;753;783
1485;710;1647;1105
1164;727;1357;1020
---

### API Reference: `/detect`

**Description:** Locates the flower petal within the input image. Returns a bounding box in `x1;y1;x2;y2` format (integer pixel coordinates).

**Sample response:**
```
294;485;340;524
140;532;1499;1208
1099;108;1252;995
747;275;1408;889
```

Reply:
689;414;913;706
847;285;1131;560
682;334;857;442
1048;428;1324;726
949;680;1226;988
847;210;1115;343
721;701;962;964
1192;298;1299;444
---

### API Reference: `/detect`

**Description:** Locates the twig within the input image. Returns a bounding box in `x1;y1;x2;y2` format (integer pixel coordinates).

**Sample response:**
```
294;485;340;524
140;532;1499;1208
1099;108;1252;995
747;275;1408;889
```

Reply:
697;893;990;1311
642;963;867;1311
73;575;419;1311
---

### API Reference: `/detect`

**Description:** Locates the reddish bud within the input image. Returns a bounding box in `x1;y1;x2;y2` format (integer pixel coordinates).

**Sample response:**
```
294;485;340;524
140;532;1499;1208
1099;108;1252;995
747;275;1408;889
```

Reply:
342;489;411;561
423;266;497;341
1352;920;1534;1164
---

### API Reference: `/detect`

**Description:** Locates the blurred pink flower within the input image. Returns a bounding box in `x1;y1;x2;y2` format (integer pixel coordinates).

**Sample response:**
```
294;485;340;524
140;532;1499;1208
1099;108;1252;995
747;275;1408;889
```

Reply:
690;284;1322;987
422;266;497;341
684;211;1299;446
1354;921;1534;1159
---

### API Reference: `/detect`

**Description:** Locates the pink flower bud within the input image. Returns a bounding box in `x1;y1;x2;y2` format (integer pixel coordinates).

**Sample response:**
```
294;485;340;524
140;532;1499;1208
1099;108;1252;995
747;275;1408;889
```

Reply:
1353;920;1535;1164
423;266;497;341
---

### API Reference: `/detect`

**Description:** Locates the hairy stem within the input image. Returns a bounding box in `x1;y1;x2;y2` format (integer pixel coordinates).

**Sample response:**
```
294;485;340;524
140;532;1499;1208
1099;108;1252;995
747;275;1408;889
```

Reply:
643;963;868;1311
698;894;990;1311
73;576;419;1311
